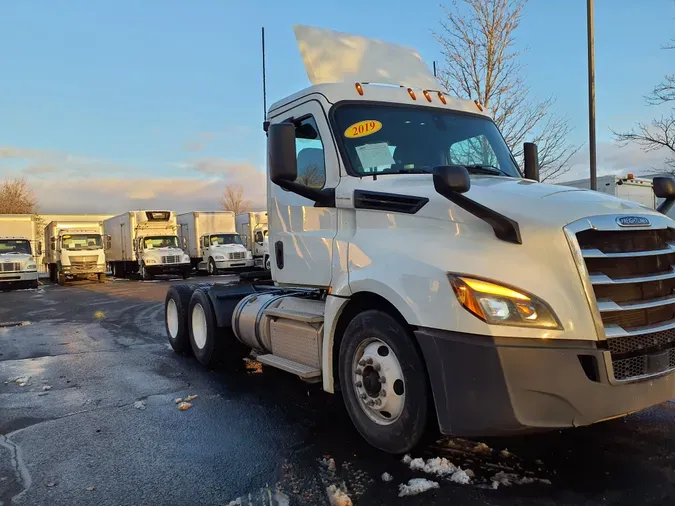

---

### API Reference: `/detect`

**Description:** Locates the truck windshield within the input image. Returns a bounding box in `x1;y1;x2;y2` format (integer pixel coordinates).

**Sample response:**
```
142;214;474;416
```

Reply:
61;234;102;250
332;103;520;177
144;236;178;249
210;234;243;246
0;239;31;255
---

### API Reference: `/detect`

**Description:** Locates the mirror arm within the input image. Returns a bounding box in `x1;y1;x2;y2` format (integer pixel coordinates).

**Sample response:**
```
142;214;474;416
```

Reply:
272;178;335;207
434;183;522;244
658;198;675;215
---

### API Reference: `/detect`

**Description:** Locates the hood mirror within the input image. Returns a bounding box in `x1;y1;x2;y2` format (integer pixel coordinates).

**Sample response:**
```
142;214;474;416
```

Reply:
523;142;540;182
432;165;471;194
654;176;675;215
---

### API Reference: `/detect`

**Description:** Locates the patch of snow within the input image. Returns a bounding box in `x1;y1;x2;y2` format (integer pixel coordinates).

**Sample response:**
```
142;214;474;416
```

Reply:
490;471;551;488
472;442;491;453
402;455;472;485
381;472;393;482
500;449;512;458
133;401;146;410
42;385;51;391
398;478;439;497
326;484;352;506
320;457;337;473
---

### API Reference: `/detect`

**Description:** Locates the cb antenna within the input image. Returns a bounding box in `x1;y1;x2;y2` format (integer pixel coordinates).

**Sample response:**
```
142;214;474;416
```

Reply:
262;27;267;122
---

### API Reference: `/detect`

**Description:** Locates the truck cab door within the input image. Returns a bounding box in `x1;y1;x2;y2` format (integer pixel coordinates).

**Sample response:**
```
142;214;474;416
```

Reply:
268;99;339;287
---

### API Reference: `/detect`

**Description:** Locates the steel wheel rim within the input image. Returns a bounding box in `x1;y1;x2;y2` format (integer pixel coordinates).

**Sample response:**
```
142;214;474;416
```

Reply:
191;303;208;349
208;260;214;274
166;299;179;339
352;338;406;426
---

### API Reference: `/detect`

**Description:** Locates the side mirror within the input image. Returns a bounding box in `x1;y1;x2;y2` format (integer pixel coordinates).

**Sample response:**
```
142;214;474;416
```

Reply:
268;122;297;184
181;236;187;249
654;176;675;215
432;165;471;194
50;243;55;251
105;235;112;250
523;142;540;182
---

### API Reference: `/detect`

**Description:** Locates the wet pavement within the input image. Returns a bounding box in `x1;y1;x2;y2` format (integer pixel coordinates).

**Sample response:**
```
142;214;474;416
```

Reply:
1;276;675;505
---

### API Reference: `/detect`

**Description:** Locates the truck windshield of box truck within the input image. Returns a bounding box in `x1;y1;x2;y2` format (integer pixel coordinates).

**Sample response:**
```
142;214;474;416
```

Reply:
61;234;102;250
209;234;243;246
144;236;179;249
332;103;520;177
0;239;31;254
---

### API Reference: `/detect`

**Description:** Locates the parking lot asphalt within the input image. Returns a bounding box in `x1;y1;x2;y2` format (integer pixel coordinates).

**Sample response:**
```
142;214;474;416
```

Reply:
2;276;675;505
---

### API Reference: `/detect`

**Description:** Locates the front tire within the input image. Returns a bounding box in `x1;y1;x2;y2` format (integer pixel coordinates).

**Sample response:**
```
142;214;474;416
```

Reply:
207;258;217;276
338;310;429;454
264;255;271;271
140;263;153;281
98;273;106;283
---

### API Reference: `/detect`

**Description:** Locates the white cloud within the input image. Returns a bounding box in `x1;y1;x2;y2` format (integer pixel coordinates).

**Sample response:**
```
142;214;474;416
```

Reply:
558;142;672;182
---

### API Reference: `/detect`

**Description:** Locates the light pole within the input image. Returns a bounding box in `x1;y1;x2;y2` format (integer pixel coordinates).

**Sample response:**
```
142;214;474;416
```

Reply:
587;0;597;190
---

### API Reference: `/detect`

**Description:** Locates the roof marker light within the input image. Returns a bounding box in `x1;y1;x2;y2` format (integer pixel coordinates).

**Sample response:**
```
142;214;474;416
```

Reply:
627;173;634;179
474;100;484;111
437;92;447;104
355;83;364;96
407;88;416;100
423;90;432;102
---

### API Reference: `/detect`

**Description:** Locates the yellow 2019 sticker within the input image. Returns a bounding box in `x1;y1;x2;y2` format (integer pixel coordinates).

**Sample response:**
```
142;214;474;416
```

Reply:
344;120;382;139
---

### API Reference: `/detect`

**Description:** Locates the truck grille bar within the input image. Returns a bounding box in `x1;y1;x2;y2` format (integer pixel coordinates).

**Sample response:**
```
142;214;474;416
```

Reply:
162;255;181;264
1;262;21;272
229;252;246;260
566;216;675;382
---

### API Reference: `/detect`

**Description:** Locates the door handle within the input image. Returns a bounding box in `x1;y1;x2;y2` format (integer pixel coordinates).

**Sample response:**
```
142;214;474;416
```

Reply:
274;241;284;269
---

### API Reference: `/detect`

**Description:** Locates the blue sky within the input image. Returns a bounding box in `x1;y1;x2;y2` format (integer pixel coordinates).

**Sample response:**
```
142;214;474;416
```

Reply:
0;0;673;212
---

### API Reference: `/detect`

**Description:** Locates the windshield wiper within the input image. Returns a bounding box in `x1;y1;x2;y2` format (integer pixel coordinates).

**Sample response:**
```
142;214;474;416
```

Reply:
464;164;511;177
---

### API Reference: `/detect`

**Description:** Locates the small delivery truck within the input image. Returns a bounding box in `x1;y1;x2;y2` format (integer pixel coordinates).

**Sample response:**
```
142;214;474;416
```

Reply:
0;215;40;290
104;210;191;280
559;174;657;209
43;220;107;285
235;212;269;269
177;211;253;274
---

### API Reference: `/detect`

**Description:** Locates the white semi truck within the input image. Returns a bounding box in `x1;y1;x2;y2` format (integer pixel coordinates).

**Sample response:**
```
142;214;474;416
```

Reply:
163;26;675;454
177;211;253;274
235;212;269;269
104;210;191;280
43;220;107;285
560;174;657;209
0;215;40;290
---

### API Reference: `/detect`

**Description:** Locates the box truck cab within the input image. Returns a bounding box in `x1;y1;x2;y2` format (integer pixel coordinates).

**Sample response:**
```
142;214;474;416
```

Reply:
177;211;253;274
235;212;268;268
104;210;191;280
163;26;675;454
44;221;107;285
251;224;269;270
0;215;41;290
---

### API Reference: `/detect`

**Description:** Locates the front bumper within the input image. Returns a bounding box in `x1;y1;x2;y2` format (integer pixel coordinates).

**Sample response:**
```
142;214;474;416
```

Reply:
416;328;675;436
0;270;38;283
63;263;106;276
146;263;192;275
216;259;254;269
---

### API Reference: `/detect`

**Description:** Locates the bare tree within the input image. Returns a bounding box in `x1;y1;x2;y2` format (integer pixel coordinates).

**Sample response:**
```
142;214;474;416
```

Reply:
433;0;581;181
296;164;325;188
613;32;675;172
220;183;253;215
0;177;38;214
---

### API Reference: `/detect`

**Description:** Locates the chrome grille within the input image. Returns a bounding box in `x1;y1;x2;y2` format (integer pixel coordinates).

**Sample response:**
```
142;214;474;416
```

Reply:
1;262;20;272
228;252;246;260
162;255;181;264
571;218;675;381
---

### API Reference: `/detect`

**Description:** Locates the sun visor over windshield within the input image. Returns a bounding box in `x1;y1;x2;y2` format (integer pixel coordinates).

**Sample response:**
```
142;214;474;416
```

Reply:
293;25;443;90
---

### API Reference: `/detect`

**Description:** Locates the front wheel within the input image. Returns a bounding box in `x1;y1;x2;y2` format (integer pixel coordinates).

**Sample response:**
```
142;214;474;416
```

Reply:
264;255;271;271
338;310;429;454
140;263;153;280
207;258;217;276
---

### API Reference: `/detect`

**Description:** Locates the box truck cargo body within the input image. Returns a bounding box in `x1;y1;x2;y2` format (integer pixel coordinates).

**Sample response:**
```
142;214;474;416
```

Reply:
177;211;253;274
43;220;107;285
558;175;657;209
104;210;191;280
235;212;269;269
0;215;40;289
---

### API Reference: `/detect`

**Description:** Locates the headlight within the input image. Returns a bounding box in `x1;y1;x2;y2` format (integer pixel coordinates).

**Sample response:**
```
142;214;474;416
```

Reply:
183;255;190;263
26;263;37;270
214;255;225;260
145;259;157;264
246;251;252;259
449;275;562;330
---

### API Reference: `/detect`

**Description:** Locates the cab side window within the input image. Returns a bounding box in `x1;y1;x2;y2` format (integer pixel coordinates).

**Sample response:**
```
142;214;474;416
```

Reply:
295;116;326;189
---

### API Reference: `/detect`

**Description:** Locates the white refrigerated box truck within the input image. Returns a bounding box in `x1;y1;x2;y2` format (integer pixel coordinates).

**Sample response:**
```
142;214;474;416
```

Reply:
104;210;191;280
235;212;269;269
162;25;675;455
559;174;657;209
43;220;107;285
0;215;40;289
177;211;253;275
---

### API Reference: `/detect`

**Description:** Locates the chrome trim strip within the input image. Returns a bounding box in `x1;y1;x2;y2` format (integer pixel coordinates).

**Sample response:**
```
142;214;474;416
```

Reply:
597;294;675;312
581;242;675;258
589;267;675;285
604;318;675;339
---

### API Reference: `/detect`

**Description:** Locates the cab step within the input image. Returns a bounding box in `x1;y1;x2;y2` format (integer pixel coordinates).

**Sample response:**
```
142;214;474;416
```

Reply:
256;354;321;379
263;307;324;323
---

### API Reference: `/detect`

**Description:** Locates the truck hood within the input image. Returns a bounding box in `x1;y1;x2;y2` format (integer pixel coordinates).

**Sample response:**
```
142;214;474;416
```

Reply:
143;247;186;258
0;253;33;263
210;244;247;253
359;174;662;229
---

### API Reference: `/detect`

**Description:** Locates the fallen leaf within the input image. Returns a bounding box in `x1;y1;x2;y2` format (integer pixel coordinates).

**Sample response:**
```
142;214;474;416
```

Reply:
177;402;192;411
42;385;52;391
86;486;96;491
185;394;198;402
93;311;106;319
